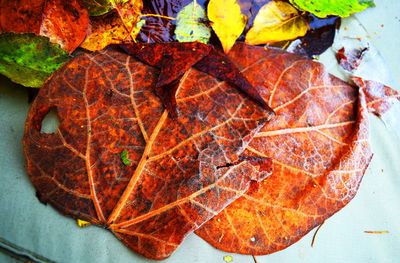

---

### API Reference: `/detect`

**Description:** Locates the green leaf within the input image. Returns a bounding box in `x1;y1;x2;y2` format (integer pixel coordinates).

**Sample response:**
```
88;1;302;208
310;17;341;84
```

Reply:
289;0;375;18
81;0;129;16
120;150;132;165
0;33;70;88
174;0;211;44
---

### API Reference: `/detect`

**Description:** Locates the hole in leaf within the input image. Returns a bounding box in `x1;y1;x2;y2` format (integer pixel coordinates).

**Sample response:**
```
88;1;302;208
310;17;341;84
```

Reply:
40;108;60;134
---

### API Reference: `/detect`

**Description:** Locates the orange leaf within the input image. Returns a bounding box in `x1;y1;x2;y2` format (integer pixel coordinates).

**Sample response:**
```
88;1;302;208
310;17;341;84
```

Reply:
196;43;373;255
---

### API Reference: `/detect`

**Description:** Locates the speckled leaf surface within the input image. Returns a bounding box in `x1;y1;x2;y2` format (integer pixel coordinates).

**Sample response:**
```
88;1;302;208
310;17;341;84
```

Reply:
196;43;373;254
23;46;273;259
0;0;89;53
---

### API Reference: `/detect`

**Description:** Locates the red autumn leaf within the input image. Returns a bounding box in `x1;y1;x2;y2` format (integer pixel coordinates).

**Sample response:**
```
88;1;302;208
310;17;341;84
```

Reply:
23;46;274;259
0;0;89;53
196;43;373;255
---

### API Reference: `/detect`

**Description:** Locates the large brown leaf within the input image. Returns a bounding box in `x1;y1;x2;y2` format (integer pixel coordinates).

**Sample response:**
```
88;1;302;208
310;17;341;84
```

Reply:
196;43;373;254
23;47;273;259
0;0;89;53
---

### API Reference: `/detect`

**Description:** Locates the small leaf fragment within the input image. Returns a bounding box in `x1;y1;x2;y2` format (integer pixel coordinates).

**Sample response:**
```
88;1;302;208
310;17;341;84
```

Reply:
81;0;129;16
77;219;91;227
120;150;132;165
289;0;375;18
175;0;211;44
223;255;233;262
351;77;400;117
208;0;247;53
0;33;70;88
245;1;308;45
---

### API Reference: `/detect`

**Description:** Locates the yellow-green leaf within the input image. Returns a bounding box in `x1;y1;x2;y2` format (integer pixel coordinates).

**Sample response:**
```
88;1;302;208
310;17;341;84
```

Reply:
245;1;308;46
175;0;211;44
207;0;247;53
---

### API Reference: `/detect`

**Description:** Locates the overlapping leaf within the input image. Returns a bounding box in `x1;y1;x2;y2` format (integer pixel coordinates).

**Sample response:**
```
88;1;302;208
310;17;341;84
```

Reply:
0;0;89;53
80;0;143;51
0;33;70;87
245;1;308;45
208;0;247;53
196;43;373;254
289;0;375;18
23;47;273;259
174;0;211;43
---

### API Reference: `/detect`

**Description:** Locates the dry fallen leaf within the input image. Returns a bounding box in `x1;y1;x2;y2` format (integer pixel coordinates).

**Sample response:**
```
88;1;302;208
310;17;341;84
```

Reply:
196;43;373;254
80;0;143;51
23;45;273;259
245;1;308;45
351;77;400;117
0;0;89;53
208;0;247;53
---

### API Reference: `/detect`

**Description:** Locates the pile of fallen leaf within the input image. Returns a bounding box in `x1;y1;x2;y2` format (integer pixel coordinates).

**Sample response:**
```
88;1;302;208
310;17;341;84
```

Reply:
1;0;400;260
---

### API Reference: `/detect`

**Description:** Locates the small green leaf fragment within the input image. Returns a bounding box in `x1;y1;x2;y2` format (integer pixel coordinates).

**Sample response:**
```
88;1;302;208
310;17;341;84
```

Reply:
289;0;375;18
121;150;132;165
223;255;233;262
174;0;211;44
0;33;70;88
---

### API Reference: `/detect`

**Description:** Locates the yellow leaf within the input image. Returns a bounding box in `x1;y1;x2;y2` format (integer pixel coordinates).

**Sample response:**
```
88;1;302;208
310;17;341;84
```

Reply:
245;1;308;45
80;0;143;51
76;219;91;227
208;0;247;53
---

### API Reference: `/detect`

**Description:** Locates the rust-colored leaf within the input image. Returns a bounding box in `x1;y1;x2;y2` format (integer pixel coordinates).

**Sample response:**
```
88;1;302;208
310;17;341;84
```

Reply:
80;0;143;51
196;43;373;255
23;46;274;259
0;0;89;53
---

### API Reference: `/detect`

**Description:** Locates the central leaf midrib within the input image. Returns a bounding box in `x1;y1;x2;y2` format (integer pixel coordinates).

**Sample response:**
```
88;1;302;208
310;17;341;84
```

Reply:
107;110;169;224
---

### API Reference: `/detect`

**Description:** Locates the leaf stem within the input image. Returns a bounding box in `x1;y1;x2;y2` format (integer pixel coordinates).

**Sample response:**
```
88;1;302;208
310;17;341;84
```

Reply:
311;221;325;247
